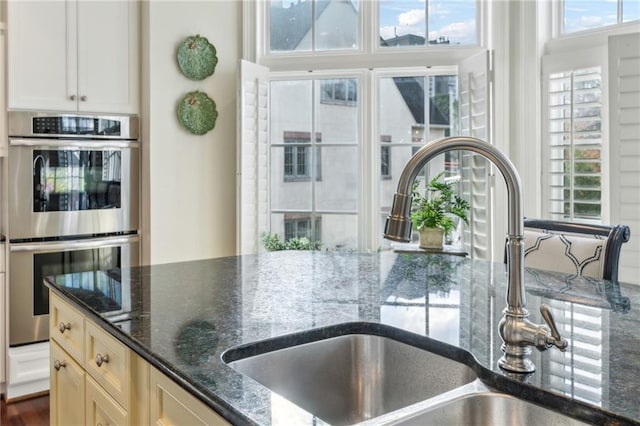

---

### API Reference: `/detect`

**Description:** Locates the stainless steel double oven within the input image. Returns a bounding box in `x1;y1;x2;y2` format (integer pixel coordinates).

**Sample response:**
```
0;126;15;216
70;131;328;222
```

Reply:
8;111;140;347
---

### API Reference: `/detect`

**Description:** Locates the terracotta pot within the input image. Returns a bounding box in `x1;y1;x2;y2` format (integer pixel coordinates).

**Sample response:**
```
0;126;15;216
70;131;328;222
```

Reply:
418;227;444;249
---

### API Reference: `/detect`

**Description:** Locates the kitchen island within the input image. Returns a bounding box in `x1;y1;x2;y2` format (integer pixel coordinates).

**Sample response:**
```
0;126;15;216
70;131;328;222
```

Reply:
45;251;640;425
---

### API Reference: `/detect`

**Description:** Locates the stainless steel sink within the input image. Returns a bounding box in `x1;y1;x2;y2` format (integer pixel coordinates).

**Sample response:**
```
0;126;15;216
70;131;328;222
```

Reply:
394;392;589;426
224;332;477;425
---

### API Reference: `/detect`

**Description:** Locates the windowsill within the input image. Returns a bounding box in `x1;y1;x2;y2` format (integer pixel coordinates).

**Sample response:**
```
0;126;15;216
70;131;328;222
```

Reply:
391;242;468;257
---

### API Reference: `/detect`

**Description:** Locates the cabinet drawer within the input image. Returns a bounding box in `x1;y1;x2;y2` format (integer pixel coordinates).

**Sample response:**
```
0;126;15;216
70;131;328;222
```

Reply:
50;293;85;363
85;320;130;410
86;375;128;426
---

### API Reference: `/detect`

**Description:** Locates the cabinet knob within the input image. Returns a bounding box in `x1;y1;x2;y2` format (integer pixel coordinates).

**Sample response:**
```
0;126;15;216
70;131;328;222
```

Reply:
58;322;71;334
53;359;67;371
80;95;88;101
95;353;110;367
70;95;77;101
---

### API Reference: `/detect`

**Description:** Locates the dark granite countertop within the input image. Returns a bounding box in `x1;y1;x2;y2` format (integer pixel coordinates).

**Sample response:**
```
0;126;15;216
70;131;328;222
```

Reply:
44;251;640;425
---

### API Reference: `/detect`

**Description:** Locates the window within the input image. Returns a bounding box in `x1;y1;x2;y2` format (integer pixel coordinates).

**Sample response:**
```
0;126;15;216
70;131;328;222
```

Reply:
381;135;391;179
269;0;359;52
320;79;357;105
270;78;358;250
241;1;487;255
562;0;640;34
284;143;309;179
284;214;322;241
546;67;603;222
379;0;478;46
283;132;322;181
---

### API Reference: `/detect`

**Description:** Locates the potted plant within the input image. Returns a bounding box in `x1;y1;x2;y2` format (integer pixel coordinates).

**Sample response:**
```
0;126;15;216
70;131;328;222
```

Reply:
410;172;470;249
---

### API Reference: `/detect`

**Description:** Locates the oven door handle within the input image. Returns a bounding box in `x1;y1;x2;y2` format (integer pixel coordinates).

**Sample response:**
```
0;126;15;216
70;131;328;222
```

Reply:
9;138;139;149
10;235;140;253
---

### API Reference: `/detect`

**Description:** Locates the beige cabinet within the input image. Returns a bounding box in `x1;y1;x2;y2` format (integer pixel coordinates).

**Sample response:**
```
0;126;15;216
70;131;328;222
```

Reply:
150;367;230;426
50;292;230;425
86;376;128;426
7;0;139;113
50;340;85;426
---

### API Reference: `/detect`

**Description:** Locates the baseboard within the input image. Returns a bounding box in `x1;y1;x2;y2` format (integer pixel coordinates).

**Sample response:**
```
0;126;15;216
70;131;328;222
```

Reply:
5;342;50;401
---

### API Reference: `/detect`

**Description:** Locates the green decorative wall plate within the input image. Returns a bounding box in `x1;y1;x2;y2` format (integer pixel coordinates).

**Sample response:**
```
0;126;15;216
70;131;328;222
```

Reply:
177;34;218;80
177;91;218;135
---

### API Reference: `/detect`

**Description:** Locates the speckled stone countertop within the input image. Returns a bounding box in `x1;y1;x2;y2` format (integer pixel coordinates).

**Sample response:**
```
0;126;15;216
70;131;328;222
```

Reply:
45;251;640;425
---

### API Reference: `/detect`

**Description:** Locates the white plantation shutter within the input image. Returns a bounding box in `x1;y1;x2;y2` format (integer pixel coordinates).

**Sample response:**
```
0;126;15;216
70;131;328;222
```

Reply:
609;33;640;285
542;47;607;225
458;50;493;261
238;60;270;255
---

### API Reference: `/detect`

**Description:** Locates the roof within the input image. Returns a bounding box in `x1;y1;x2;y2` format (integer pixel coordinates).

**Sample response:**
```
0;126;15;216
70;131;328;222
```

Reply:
392;77;451;126
270;0;332;51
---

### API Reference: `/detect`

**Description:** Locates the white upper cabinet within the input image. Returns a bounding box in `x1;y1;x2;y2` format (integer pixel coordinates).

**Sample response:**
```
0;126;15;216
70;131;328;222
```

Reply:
7;0;139;114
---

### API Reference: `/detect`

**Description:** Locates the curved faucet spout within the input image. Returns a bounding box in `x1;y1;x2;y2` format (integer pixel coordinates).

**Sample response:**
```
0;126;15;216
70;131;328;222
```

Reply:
383;136;526;310
383;136;567;373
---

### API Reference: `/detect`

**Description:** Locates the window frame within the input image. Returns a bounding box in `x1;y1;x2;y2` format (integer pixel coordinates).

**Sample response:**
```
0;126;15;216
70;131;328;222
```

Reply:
556;0;640;37
244;0;491;252
251;0;486;72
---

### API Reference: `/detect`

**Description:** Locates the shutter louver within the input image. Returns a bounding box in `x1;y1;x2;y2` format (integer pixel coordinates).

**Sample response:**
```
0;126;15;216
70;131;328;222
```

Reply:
458;51;492;261
238;60;270;255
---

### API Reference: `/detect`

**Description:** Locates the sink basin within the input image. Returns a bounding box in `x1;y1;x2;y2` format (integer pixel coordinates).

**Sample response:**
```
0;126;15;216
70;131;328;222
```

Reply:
395;393;589;426
223;326;477;425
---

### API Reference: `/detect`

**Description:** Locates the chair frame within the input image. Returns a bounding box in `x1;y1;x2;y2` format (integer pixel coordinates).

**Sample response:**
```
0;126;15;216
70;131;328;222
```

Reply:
523;218;631;282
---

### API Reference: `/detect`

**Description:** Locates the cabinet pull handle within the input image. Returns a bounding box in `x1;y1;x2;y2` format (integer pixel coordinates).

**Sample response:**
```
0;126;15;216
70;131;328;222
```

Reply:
81;95;88;101
54;360;66;371
58;322;71;334
95;353;110;367
70;95;77;101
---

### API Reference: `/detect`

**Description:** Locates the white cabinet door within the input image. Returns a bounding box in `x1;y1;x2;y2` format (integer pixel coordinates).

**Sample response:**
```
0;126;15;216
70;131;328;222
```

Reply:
77;0;139;113
7;0;139;114
7;0;77;111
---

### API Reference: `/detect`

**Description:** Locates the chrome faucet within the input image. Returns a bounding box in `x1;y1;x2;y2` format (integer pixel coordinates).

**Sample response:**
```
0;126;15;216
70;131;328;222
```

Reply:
384;136;568;373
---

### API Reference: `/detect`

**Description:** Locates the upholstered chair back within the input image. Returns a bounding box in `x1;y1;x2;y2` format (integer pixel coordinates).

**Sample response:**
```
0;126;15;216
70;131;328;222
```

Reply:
521;219;631;282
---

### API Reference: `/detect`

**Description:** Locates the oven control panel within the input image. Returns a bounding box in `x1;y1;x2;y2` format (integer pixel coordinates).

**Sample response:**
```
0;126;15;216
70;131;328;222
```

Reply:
33;116;122;137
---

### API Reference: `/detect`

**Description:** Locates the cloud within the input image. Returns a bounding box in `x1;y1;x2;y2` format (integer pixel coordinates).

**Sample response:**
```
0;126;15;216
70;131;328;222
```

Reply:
429;19;476;44
565;14;617;32
398;8;425;27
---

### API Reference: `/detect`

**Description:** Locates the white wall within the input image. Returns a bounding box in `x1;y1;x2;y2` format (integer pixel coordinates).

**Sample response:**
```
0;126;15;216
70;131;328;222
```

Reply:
141;1;240;265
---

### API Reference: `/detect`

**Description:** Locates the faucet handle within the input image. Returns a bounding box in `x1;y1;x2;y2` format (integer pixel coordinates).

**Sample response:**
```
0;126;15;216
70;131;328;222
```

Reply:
540;304;568;351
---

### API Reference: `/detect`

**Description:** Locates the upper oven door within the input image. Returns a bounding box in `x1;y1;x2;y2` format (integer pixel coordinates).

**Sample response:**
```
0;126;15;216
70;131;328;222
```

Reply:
8;138;139;239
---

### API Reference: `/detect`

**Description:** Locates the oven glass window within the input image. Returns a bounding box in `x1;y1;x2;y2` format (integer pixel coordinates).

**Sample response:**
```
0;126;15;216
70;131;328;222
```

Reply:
33;149;122;212
34;246;121;316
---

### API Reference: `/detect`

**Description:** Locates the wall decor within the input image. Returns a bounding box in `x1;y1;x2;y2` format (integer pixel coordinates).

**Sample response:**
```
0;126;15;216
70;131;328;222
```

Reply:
177;91;218;135
177;34;218;80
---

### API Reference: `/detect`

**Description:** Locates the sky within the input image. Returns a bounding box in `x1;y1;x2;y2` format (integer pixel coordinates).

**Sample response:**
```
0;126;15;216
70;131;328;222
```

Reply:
377;0;640;44
274;0;639;45
564;0;640;33
379;0;477;45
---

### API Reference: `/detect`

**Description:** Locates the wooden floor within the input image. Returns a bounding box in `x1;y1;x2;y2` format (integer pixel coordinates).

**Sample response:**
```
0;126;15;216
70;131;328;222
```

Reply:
0;395;49;426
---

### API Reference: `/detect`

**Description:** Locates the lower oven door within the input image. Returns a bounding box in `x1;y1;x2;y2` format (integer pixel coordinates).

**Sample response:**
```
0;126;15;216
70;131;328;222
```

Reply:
9;234;139;347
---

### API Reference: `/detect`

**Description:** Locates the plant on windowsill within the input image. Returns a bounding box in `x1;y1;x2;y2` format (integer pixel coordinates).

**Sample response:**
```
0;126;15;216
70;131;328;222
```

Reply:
410;173;470;250
261;232;323;251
